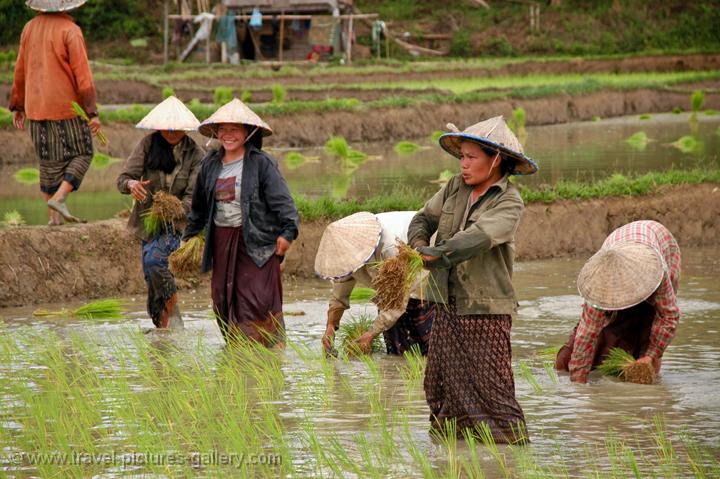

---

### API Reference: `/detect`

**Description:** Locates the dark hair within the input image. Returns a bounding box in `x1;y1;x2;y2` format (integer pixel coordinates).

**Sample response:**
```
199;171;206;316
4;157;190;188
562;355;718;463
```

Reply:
245;124;263;150
478;144;516;175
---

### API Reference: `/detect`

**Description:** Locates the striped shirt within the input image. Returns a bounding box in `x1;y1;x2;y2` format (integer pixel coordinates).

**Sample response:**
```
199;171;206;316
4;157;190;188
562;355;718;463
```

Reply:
569;221;681;382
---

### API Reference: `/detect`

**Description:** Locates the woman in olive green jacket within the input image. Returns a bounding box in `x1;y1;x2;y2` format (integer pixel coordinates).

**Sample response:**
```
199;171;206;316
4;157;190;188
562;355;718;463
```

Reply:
408;116;537;444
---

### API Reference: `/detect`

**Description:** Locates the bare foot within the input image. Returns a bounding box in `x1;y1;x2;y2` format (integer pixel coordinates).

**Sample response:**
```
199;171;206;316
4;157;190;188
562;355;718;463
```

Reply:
47;199;85;223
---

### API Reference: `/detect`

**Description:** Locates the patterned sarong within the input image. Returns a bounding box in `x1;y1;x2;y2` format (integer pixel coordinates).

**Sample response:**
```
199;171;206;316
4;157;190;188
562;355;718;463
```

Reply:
29;117;93;194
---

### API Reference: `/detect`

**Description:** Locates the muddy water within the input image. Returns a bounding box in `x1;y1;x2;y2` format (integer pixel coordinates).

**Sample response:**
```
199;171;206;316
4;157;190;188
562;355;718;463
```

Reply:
2;113;718;225
1;247;718;474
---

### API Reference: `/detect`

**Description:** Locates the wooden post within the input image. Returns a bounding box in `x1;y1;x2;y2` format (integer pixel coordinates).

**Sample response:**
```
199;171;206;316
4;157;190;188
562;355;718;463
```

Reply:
346;14;353;64
279;11;285;63
163;0;169;64
206;29;210;63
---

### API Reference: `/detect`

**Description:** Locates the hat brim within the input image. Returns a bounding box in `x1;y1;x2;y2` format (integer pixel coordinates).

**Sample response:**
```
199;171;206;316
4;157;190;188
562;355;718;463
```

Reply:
439;133;538;175
198;122;273;139
27;0;87;11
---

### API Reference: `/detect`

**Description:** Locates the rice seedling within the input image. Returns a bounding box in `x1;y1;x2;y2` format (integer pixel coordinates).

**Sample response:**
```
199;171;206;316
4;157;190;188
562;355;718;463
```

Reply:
349;286;375;302
639;113;652;120
704;109;718;116
672;106;683;114
271;83;287;104
398;345;426;391
336;312;384;356
168;234;205;278
90;152;121;170
393;140;422;155
508;106;527;139
213;86;233;105
324;135;368;169
625;131;651;150
143;190;185;237
536;345;561;360
0;106;12;127
2;209;25;227
592;115;601;121
71;101;108;145
671;135;702;154
284;151;319;169
430;130;444;143
371;242;424;311
597;347;655;384
13;167;40;185
517;360;543;393
33;298;125;319
161;86;175;98
241;89;252;103
430;169;456;185
691;89;705;121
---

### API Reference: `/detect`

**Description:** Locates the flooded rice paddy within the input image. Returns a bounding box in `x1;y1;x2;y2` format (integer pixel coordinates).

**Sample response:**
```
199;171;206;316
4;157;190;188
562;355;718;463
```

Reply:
0;246;718;477
1;113;719;225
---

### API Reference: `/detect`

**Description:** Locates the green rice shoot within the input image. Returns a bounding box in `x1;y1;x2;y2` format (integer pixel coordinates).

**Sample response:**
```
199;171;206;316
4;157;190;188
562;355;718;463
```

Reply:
349;287;376;302
626;131;650;150
2;210;25;227
13;167;40;185
639;113;652;120
336;313;384;356
71;101;108;145
518;361;542;394
430;130;443;143
33;299;124;320
671;135;701;154
394;141;421;155
691;89;705;116
537;345;561;360
90;152;121;170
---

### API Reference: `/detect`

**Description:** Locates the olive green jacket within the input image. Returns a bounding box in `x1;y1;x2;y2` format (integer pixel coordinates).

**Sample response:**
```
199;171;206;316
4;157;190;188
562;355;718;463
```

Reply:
407;174;524;316
116;134;204;241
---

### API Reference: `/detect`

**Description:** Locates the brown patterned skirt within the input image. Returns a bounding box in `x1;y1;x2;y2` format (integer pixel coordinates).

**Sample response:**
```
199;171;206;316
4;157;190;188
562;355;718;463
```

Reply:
211;226;285;347
424;301;528;444
29;117;93;194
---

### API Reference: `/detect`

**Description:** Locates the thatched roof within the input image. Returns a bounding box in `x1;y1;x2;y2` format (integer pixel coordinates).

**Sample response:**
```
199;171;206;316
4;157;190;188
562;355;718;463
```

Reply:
222;0;353;13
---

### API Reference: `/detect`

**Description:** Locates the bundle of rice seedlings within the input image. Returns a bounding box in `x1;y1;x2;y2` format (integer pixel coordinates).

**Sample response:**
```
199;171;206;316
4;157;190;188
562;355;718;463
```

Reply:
169;234;205;278
13;167;40;185
71;101;108;146
33;299;124;320
394;141;421;156
2;210;25;227
671;135;701;154
536;345;562;360
336;313;383;356
349;287;375;302
430;130;443;143
626;131;651;151
144;190;185;237
372;242;424;311
597;347;655;384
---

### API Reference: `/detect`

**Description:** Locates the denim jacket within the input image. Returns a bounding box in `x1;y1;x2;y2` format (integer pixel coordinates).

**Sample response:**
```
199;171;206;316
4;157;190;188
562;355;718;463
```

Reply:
183;145;299;271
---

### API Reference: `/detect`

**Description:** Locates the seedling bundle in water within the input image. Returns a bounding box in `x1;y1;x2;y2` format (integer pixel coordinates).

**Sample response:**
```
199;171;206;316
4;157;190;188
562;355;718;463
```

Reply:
143;190;185;237
372;242;424;311
336;313;384;356
33;299;125;319
169;234;205;278
597;347;655;384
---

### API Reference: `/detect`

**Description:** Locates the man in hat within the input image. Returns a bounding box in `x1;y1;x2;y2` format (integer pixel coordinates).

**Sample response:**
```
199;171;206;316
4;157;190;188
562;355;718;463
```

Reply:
316;211;434;356
555;220;681;383
9;0;100;225
408;115;537;443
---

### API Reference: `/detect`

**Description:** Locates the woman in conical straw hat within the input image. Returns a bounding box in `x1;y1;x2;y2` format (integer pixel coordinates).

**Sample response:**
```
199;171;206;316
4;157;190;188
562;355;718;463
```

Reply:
315;211;434;357
555;220;681;384
407;115;537;444
182;98;299;347
116;96;204;329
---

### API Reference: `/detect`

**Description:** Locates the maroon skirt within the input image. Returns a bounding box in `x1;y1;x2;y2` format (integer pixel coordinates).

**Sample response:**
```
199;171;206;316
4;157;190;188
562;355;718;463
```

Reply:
211;226;285;346
424;301;528;444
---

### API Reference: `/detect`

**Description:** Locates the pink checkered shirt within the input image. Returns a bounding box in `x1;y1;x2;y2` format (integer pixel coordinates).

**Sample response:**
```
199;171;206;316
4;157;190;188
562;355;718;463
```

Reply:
569;221;681;382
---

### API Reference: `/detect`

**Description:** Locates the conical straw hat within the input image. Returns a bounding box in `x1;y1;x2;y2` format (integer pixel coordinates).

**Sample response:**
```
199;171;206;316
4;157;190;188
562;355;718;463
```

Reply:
26;0;87;11
439;115;538;175
577;242;664;310
198;98;272;138
135;96;200;131
314;212;382;280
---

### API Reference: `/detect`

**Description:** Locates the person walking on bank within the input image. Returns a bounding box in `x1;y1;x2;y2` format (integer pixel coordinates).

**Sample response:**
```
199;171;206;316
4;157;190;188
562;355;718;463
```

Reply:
408;116;538;444
316;211;434;356
9;0;101;225
183;99;299;347
555;220;681;383
116;96;204;329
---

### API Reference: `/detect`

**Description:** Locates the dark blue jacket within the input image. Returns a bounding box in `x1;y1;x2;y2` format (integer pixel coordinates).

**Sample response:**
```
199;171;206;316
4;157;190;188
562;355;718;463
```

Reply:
183;145;299;271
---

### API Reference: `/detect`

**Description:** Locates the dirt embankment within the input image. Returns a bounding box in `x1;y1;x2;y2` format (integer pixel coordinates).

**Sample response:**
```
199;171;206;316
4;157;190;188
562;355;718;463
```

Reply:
1;184;718;308
2;85;719;164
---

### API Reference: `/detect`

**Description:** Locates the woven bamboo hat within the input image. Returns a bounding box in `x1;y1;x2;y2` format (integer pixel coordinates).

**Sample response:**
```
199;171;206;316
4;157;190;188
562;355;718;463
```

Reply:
577;242;665;310
439;116;538;175
314;212;382;281
26;0;87;11
198;98;272;138
135;96;200;131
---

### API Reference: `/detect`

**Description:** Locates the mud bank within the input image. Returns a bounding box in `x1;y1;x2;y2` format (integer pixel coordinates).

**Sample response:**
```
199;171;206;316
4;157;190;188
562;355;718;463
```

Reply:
2;85;719;164
1;184;717;307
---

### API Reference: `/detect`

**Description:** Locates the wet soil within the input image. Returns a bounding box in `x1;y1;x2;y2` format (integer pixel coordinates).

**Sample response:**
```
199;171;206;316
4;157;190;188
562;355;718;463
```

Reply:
1;183;718;307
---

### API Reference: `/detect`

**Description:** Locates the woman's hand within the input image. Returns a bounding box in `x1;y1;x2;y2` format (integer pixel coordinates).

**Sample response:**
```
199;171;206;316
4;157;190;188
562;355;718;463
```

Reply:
421;254;439;262
275;236;291;256
128;179;152;202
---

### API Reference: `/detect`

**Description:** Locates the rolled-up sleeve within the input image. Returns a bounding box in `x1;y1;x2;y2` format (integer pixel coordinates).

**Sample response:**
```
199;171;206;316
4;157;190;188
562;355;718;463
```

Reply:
645;277;680;360
568;304;606;382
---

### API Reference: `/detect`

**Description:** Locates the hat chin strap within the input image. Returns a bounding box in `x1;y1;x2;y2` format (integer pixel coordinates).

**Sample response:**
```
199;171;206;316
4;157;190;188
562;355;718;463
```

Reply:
244;126;259;145
484;152;500;182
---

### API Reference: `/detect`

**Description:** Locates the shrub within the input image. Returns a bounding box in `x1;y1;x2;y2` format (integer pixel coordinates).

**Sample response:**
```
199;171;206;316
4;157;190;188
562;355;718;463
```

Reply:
450;29;472;57
213;86;233;106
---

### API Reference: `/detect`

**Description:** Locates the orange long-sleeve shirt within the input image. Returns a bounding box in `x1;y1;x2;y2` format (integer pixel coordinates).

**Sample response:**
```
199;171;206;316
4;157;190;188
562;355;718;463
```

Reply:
9;13;97;120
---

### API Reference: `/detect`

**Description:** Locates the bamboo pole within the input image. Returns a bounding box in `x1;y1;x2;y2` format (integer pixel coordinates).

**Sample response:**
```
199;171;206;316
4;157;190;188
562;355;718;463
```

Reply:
279;10;285;63
346;14;353;64
163;0;169;64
